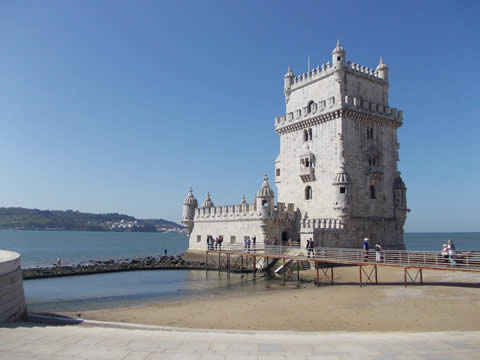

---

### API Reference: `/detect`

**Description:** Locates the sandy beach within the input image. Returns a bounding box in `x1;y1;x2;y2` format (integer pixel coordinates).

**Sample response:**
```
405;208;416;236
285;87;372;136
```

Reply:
61;266;480;332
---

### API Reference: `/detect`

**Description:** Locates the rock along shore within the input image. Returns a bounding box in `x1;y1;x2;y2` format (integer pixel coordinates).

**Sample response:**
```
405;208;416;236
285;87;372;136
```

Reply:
21;256;207;280
21;252;253;280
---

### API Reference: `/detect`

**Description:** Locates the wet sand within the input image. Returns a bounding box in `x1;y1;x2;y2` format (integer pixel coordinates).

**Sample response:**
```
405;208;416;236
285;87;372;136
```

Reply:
63;266;480;332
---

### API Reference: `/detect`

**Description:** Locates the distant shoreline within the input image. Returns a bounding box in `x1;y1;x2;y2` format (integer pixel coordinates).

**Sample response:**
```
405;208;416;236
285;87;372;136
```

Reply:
2;228;185;233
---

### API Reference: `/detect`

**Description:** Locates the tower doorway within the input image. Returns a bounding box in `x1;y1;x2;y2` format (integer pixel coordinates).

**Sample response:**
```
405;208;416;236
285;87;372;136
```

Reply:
281;231;289;246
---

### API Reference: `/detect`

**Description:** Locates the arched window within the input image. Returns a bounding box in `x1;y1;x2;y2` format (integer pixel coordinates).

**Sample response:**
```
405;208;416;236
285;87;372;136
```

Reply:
307;100;314;113
303;129;308;142
308;128;313;141
305;186;312;200
367;127;374;139
369;185;376;199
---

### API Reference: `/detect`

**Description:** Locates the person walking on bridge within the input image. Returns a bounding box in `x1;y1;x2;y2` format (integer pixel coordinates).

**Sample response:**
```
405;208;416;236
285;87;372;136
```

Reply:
447;239;456;266
375;243;382;263
363;238;369;262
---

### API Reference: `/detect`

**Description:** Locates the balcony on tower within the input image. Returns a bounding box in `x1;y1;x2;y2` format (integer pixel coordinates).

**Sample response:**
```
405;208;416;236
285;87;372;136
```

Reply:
299;144;315;182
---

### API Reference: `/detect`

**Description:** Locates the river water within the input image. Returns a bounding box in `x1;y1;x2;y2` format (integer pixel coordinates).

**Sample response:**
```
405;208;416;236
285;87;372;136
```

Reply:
0;230;478;313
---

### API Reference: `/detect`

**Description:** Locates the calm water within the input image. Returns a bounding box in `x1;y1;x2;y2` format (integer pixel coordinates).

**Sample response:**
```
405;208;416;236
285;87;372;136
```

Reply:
24;270;276;313
1;230;479;313
0;230;188;267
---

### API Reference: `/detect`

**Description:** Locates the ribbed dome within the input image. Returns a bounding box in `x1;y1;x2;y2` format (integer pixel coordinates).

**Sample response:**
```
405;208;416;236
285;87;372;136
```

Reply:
240;195;247;205
332;40;345;55
183;188;198;207
256;174;275;198
284;64;294;78
202;192;215;207
333;166;350;185
376;57;388;71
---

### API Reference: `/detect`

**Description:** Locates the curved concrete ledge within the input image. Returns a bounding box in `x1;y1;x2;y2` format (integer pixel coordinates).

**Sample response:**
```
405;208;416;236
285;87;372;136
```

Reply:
0;250;26;322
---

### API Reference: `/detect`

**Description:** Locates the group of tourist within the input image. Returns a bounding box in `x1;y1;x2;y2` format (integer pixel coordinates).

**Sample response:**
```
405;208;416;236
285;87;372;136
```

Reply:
206;235;223;250
362;237;383;263
244;236;256;252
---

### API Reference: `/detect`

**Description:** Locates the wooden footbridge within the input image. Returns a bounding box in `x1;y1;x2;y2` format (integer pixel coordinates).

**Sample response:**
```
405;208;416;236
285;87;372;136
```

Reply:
205;245;480;287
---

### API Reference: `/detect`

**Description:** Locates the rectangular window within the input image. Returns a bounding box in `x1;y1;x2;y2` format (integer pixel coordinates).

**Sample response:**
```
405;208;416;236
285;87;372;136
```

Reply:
197;235;201;242
276;168;281;176
230;236;236;244
340;187;346;194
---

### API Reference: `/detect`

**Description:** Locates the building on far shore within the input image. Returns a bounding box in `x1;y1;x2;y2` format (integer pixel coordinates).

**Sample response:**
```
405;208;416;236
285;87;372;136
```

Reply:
182;41;408;251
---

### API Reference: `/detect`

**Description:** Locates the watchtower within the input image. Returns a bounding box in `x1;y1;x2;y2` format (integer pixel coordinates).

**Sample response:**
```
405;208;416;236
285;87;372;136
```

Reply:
274;41;408;248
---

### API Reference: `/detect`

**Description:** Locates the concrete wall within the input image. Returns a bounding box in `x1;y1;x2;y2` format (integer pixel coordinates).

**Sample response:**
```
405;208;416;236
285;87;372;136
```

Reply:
0;250;26;322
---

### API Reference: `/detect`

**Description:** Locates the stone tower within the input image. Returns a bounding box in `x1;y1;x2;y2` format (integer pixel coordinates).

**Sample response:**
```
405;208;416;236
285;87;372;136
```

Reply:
274;41;408;249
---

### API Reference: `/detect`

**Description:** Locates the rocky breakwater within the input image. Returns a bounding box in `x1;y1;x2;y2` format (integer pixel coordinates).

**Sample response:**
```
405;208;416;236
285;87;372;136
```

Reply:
22;255;207;280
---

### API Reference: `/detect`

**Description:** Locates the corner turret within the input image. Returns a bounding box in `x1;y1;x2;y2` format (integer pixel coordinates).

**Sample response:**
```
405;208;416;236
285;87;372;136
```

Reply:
332;40;346;69
375;57;389;82
284;65;294;103
182;188;198;235
333;166;352;218
255;174;275;217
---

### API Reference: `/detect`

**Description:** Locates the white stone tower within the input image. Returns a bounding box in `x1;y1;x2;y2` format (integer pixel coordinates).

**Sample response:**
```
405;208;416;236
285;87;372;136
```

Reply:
274;41;408;249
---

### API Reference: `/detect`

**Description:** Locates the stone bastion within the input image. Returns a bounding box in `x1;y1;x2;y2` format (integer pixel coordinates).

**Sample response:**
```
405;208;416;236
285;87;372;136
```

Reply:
0;250;26;322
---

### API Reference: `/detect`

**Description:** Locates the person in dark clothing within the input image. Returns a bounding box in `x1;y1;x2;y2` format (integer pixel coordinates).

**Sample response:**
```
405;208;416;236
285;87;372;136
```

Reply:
363;237;369;261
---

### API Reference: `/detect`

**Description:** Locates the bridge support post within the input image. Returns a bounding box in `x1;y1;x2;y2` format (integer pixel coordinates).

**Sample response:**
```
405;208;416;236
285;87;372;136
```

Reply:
227;253;230;279
316;262;319;287
359;266;363;287
240;255;243;274
218;251;221;275
420;268;423;285
253;255;256;281
331;266;334;285
205;250;208;275
375;265;378;285
297;260;300;287
283;258;286;286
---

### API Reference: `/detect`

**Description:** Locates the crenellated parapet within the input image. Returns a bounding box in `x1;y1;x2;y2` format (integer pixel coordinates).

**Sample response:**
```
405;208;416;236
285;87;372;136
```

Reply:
301;217;345;231
344;95;403;123
194;201;296;222
274;96;403;134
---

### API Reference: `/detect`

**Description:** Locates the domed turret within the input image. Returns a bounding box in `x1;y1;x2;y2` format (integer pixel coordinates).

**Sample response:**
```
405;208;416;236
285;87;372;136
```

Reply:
333;166;352;217
375;57;389;82
240;195;248;205
182;188;198;235
256;174;275;217
202;192;215;208
284;65;294;103
332;40;346;69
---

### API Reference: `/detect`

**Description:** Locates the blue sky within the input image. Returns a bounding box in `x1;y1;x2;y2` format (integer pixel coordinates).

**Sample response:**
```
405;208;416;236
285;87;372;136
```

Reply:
0;1;479;232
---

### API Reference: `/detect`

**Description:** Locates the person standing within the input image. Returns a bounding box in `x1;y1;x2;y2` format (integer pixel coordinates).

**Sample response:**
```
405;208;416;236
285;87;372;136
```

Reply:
252;235;256;252
247;237;251;252
363;237;369;262
306;239;311;258
447;239;456;266
309;238;315;257
56;256;62;267
375;243;382;263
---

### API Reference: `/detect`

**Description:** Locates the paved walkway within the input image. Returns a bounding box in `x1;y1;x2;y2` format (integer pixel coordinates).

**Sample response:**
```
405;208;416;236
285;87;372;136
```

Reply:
1;321;479;359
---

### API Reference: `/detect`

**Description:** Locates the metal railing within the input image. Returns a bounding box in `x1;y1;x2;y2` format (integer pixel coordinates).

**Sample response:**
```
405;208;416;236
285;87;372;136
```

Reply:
207;244;480;271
